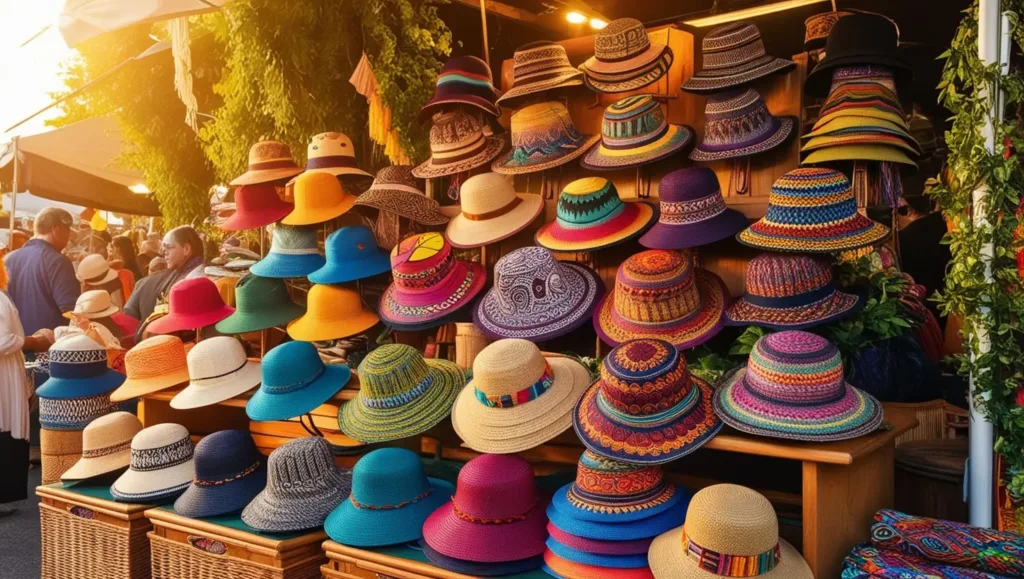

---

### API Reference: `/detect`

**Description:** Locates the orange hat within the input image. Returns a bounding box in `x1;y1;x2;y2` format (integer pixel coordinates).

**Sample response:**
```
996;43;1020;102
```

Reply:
109;335;191;402
281;172;357;225
287;285;379;342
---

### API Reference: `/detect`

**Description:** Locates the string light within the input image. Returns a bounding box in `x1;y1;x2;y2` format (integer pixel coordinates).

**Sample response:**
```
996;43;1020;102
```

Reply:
566;11;587;24
589;18;608;30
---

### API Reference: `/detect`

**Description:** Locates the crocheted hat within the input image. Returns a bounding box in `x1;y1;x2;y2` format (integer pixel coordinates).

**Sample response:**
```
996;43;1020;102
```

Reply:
296;132;372;178
246;340;351;422
491;102;599;174
547;523;653;556
60;411;142;482
109;335;191;402
582;96;693;170
38;392;114;431
215;274;304;334
145;277;235;334
37;335;124;399
496;42;584;108
308;225;391;284
281;171;357;226
64;290;119;320
805;12;911;97
174;429;267;518
170;336;262;410
230;141;304;186
77;253;118;286
579;18;674;93
287;284;379;342
535;178;656;252
593;250;727;350
249;224;326;278
639;168;749;250
690;89;795;162
412;110;506;179
354;166;449;226
713;331;884;442
738;168;891;253
683;22;794;94
444;172;544;248
220;183;293;231
111;423;195;503
418;55;501;123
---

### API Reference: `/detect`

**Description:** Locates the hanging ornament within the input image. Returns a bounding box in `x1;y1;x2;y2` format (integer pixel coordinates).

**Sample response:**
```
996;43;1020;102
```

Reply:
349;53;412;165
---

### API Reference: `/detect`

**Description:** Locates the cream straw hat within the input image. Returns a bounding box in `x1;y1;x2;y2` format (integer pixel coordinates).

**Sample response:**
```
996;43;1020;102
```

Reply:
444;173;544;249
170;336;262;410
111;423;196;503
60;412;142;482
77;254;118;286
64;290;119;320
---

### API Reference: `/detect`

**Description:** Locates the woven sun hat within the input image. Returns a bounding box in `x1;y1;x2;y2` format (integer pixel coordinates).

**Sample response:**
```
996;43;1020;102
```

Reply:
802;132;919;156
582;96;693;171
412;110;506;179
496;42;584;108
37;335;124;399
737;168;891;253
579;18;673;93
110;423;195;504
544;550;656;579
546;537;649;569
451;339;591;454
574;339;722;464
547;523;654;556
639;168;748;250
109;335;191;402
337;344;465;443
295;132;372;178
805;12;910;97
77;253;118;286
804;114;911;140
444;172;544;248
64;289;119;320
287;284;380;342
725;254;863;330
215;274;304;334
38;392;114;431
230;141;304;186
535;178;656;252
220;184;293;231
804;11;853;50
281;171;357;226
174;429;268;518
714;331;884;442
249;224;326;279
308;225;391;284
246;340;351;422
422;541;545;576
379;232;487;330
801;144;918;168
593;250;728;350
324;447;454;547
241;436;352;532
423;454;548;563
146;277;235;334
354;166;449;226
491;102;600;175
473;247;604;342
418;55;501;123
170;336;262;410
690;89;795;162
682;22;794;94
60;411;142;482
649;484;812;579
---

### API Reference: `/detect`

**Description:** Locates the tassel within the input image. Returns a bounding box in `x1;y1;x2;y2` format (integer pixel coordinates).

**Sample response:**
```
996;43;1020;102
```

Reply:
168;17;199;132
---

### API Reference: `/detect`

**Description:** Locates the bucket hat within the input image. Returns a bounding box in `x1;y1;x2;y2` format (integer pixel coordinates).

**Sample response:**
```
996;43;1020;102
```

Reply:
220;184;293;231
444;172;544;248
39;392;115;431
536;178;656;252
546;538;649;569
805;12;911;97
230;141;304;186
544;550;655;579
547;523;653;556
582;96;693;170
418;55;501;123
338;344;464;443
249;224;326;278
109;335;191;402
64;289;119;320
649;484;813;579
295;132;371;178
308;225;391;284
77;253;118;286
146;277;235;334
639;168;748;250
594;251;727;350
422;541;545;576
452;339;591;453
473;247;603;341
690;89;795;162
60;411;142;482
491;102;600;174
737;168;891;253
174;429;268;518
282;171;357;226
683;22;794;94
111;423;195;503
423;454;548;563
714;331;884;441
241;436;352;532
574;339;722;464
170;336;262;410
246;340;351;422
804;11;853;50
325;448;454;547
215;274;304;334
725;253;864;330
579;18;673;93
496;42;584;108
412;110;506;179
287;284;380;342
37;335;124;399
354;166;449;226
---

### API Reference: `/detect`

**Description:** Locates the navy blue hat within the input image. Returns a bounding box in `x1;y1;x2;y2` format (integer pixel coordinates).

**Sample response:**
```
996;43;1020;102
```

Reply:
36;335;125;399
545;537;648;569
308;226;391;284
174;429;267;518
419;541;544;576
246;341;351;422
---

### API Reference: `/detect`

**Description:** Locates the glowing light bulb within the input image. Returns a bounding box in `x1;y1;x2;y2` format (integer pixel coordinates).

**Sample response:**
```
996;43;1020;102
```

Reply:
589;18;607;30
566;11;587;24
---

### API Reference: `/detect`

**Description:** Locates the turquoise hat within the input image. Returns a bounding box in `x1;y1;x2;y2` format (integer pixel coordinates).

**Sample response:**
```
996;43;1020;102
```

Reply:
308;225;391;284
246;341;351;422
250;224;326;279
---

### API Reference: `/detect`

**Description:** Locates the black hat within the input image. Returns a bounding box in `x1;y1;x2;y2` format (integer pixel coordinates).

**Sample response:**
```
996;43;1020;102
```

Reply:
804;13;911;96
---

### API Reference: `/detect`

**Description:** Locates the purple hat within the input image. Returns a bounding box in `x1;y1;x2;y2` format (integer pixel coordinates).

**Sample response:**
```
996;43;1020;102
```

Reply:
690;89;796;162
639;168;749;249
418;56;500;124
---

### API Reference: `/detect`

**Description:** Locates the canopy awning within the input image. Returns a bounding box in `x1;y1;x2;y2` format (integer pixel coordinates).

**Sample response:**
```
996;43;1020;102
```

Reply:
59;0;226;46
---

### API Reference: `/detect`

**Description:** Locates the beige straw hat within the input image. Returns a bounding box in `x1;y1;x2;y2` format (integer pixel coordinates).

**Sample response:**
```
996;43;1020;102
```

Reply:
294;132;372;179
77;254;118;286
451;339;591;454
111;423;195;503
64;290;119;320
170;336;262;410
230;141;304;186
60;411;142;482
109;335;191;403
444;173;544;249
648;484;812;579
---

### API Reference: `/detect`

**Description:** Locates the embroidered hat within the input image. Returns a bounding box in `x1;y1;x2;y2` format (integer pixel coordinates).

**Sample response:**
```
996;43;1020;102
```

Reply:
714;331;884;441
690;89;795;161
582;96;693;170
37;335;124;399
804;11;853;50
249;224;326;278
174;429;268;518
496;42;584;108
547;523;654;556
287;284;380;342
737;168;891;253
77;253;118;286
308;225;391;284
473;247;604;342
246;340;351;422
111;423;195;503
805;12;910;97
338;344;465;443
230;141;304;186
39;392;115;431
594;251;727;350
64;289;119;320
579;18;674;93
170;337;262;410
491;102;600;174
544;549;656;579
60;412;141;482
725;254;864;330
413;110;506;179
109;335;191;402
221;184;293;231
324;448;454;547
418;55;501;123
639;168;748;250
422;541;545;577
215;274;304;334
545;538;650;569
444;172;544;248
535;178;656;252
296;132;371;178
354;166;449;226
282;171;357;226
146;277;235;334
683;23;794;94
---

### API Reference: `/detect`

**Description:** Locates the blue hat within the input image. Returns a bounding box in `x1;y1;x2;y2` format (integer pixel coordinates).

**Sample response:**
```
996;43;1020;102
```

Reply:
308;225;391;284
419;541;545;576
544;537;649;569
246;341;351;421
325;448;453;547
36;335;125;399
173;429;267;518
249;224;326;279
546;493;689;541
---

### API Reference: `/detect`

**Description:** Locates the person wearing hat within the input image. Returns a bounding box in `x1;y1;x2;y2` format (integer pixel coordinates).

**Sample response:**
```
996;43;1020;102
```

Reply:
125;225;207;338
77;253;126;310
58;290;125;348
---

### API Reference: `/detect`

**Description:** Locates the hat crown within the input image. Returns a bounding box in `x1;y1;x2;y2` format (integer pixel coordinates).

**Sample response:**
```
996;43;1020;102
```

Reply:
307;132;356;159
471;339;547;398
600;339;693;416
265;436;337;491
324;226;381;264
81;411;142;455
745;331;845;404
804;11;851;48
358;344;431;400
511;41;576;83
125;335;188;381
74;290;114;316
46;334;108;379
193;429;263;482
439;55;494;84
491;247;576;320
291;171;348;214
78;254;111;281
39;392;113;429
248;140;295;165
187;336;248;382
702;89;776;149
824;12;899;58
371;165;420;191
234;184;286;213
459;172;519;216
271;224;319;253
261;341;325;391
509;102;584;151
305;284;367;320
595;18;651;61
683;484;779;558
349;448;432;508
572;450;667;500
744;254;833;299
129;423;193;471
765;168;855;227
389;233;456;292
168;277;228;320
600;95;667;146
428;111;488;155
452;454;538;520
700;22;767;71
234;274;293;312
613;250;701;325
557;178;626;226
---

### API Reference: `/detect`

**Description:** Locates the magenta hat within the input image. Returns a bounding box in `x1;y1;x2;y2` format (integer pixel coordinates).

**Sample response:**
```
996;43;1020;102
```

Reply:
147;278;235;334
639;168;749;249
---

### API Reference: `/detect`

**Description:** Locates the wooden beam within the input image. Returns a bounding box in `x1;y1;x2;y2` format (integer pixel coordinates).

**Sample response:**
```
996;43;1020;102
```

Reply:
548;0;613;25
451;0;538;24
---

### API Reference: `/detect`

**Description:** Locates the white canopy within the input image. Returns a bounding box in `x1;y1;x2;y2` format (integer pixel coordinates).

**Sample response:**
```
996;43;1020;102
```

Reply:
59;0;225;46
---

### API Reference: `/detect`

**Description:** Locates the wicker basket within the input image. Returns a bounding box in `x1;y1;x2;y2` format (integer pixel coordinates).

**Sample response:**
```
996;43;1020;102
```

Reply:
321;541;480;579
39;428;83;484
454;323;489;370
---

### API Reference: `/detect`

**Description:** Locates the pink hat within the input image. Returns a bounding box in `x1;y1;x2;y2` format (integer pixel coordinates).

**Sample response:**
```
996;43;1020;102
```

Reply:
147;278;235;334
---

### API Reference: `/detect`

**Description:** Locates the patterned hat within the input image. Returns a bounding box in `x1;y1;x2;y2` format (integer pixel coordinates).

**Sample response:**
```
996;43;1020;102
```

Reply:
496;42;584;108
714;331;884;442
682;22;794;94
308;225;392;284
473;247;604;341
215;274;305;334
594;250;727;350
61;411;142;482
639;168;748;250
230;141;304;186
805;12;910;97
296;132;371;178
146;277;235;334
418;56;501;123
444;172;544;248
39;392;115;431
690;89;795;162
574;339;722;464
492;101;599;174
413;110;506;179
111;423;195;503
287;284;379;342
220;184;293;232
109;335;191;402
582;96;693;170
355;166;449;226
174;429;267;519
579;18;674;93
250;224;326;278
738;168;891;253
37;335;124;399
282;171;357;225
726;254;864;330
535;178;656;252
805;11;853;50
246;340;351;422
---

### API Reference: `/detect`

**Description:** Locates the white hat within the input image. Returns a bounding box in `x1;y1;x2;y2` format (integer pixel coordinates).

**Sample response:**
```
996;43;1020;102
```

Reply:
77;254;118;285
444;172;544;249
170;336;262;410
64;290;119;320
111;423;195;503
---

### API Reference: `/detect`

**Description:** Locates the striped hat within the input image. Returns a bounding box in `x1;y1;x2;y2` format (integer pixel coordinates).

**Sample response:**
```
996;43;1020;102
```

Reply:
491;101;600;174
582;96;693;170
579;18;674;94
496;42;584;108
39;392;115;431
230;141;303;186
36;335;124;399
535;178;655;252
413;110;506;179
690;89;795;162
683;22;794;94
738;168;890;253
418;56;500;123
249;224;326;278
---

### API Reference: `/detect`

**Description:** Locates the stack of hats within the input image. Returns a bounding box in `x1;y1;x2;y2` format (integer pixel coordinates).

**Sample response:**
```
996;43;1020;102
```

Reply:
418;56;501;124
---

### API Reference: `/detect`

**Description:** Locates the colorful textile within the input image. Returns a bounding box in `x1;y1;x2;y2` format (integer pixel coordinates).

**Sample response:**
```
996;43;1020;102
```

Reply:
579;18;673;94
535;178;655;252
492;101;600;174
684;528;781;576
418;55;500;122
691;89;795;162
551;451;684;522
842;543;1012;579
581;96;693;170
497;42;584;107
639;167;749;250
683;22;794;93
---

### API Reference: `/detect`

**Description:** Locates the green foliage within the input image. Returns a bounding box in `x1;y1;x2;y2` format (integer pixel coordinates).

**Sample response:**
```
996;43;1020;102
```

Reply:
686;347;741;385
729;326;769;357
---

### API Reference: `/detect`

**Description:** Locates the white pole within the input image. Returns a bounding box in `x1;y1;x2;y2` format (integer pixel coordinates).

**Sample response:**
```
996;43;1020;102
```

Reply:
9;137;18;243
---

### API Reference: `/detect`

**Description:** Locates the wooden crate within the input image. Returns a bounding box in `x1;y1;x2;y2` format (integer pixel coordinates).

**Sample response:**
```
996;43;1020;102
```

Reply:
322;541;547;579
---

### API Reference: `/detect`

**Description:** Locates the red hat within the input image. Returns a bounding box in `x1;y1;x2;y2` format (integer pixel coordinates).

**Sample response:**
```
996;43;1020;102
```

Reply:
147;278;235;334
221;184;294;232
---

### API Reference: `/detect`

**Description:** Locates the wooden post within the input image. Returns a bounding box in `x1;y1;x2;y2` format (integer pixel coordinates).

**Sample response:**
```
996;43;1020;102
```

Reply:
479;0;490;68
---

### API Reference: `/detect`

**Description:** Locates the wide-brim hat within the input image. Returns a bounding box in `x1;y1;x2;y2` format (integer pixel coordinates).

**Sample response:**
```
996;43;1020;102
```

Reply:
61;444;131;481
683;54;794;94
221;185;294;231
230;141;304;186
582;124;693;171
174;461;267;518
110;348;191;403
546;538;649;569
325;478;455;547
543;549;656;579
492;133;599;175
241;469;352;532
422;496;548;563
249;252;327;279
805;55;911;100
546;497;688;542
549;475;684;525
413;134;506;179
547;523;653;556
36;371;124;400
64;304;119;320
354;192;449;227
581;45;674;94
421;541;545;576
308;252;391;284
690;115;796;162
536;202;656;253
726;286;865;330
215;298;304;335
170;361;262;410
804;114;911;138
639;208;748;250
802;133;919;155
146;303;235;334
497;76;584;109
111;456;195;503
379;261;487;329
446;193;544;249
801;143;918;168
648;526;809;579
287;306;379;342
246;364;351;422
60;413;141;481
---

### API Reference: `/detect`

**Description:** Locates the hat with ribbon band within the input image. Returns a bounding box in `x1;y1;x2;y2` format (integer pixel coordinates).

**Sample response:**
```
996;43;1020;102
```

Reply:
109;335;191;402
170;336;262;410
354;166;449;226
496;42;584;108
683;22;794;94
690;89;795;162
282;171;357;226
536;178;656;252
582;96;693;170
639;168;748;250
294;132;371;178
308;225;391;284
215;274;305;334
579;18;674;94
60;411;143;482
413;110;506;179
230;141;304;186
77;254;118;286
221;184;294;231
287;284;379;342
111;423;195;504
246;340;352;422
444;172;544;249
64;290;120;320
491;101;600;175
37;335;124;399
249;224;326;279
174;429;268;518
146;277;235;334
418;55;501;123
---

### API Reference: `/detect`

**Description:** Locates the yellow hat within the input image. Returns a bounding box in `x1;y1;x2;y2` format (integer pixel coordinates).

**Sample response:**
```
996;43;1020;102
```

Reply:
803;115;910;139
281;171;356;225
287;284;379;342
802;133;919;155
109;335;191;403
813;108;909;131
802;144;917;167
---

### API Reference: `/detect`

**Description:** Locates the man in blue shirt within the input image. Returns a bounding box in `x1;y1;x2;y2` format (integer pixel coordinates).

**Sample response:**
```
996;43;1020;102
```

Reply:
5;207;80;335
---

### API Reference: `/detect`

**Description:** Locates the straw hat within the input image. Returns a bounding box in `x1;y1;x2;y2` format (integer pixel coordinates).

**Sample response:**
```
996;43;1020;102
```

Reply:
39;392;115;430
64;290;119;320
295;132;371;178
582;96;693;171
418;55;501;124
444;172;544;248
535;178;655;252
496;42;584;108
491;102;600;174
579;18;673;93
308;225;392;284
802;143;918;168
215;274;304;334
174;429;267;519
354;166;449;226
230;141;304;186
690;89;795;162
412;110;506;179
60;411;142;482
639;168;748;250
683;22;794;94
109;335;191;403
36;335;124;399
221;184;293;231
648;484;812;578
246;340;351;422
170;337;262;410
249;224;326;278
287;284;380;342
111;423;195;503
77;253;118;286
146;277;235;334
281;171;357;225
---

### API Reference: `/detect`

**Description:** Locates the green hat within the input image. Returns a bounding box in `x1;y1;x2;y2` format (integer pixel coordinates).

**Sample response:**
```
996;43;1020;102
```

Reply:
215;274;305;334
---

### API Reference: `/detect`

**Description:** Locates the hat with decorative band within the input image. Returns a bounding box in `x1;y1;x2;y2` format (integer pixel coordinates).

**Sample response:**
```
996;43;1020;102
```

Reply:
422;541;545;576
579;18;674;94
354;166;449;226
215;274;304;334
230;141;304;186
544;549;656;579
37;335;124;399
60;412;142;482
639;168;748;250
418;55;501;124
683;22;794;94
690;89;795;162
249;224;326;279
594;250;727;350
805;12;910;97
444;172;544;248
295;132;372;178
170;336;262;410
325;448;455;547
738;168;891;253
582;96;693;170
546;537;650;569
39;392;115;431
536;178;656;252
804;11;854;50
109;335;191;402
308;225;391;284
64;289;119;320
648;484;813;579
801;144;917;168
221;184;293;231
496;42;585;108
413;110;506;179
492;102;599;175
547;523;654;556
146;277;235;334
713;331;884;442
111;423;195;504
287;284;380;342
473;247;604;342
282;171;357;226
77;253;118;286
174;429;267;518
246;340;352;422
827;65;904;98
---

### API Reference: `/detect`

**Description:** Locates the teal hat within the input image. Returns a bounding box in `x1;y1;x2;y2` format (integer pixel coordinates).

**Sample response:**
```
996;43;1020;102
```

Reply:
250;225;326;279
246;341;351;422
308;225;391;284
215;274;305;334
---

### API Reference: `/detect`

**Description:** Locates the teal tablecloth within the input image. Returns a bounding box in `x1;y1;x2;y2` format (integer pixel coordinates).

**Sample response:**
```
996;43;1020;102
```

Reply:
368;544;552;579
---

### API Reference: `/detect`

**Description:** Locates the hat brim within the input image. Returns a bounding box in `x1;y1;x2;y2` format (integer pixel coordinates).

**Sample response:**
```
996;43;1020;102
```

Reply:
380;261;487;327
804;115;910;138
814;106;909;130
725;286;865;330
805;53;912;96
581;45;674;94
536;202;657;253
549;480;683;524
412;135;507;179
241;467;351;532
546;497;688;542
109;367;191;403
738;210;892;254
445;193;545;249
173;462;267;518
111;458;194;503
170;362;263;410
581;124;693;171
496;72;585;108
60;448;131;482
37;371;125;399
491;133;601;175
543;549;656;579
648;527;812;579
422;541;545;576
299;166;373;179
639;208;749;250
230;167;304;187
146;305;236;335
82;269;119;286
423;498;548;563
64;305;120;320
546;523;653;556
355;191;450;226
418;96;500;124
801;144;918;168
215;301;305;335
286;308;380;342
802;134;919;155
546;538;650;569
245;364;351;422
308;253;392;284
280;193;357;226
690;116;796;162
682;55;795;94
220;204;294;232
324;478;454;547
249;253;327;279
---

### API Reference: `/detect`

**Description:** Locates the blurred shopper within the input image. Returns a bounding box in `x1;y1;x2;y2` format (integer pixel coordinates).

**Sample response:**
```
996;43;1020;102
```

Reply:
125;226;204;331
4;208;80;335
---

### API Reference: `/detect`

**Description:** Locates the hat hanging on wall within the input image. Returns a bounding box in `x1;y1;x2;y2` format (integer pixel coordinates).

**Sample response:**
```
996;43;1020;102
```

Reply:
690;89;795;162
444;172;544;249
804;12;911;97
535;178;655;253
682;22;794;94
581;96;693;171
638;168;748;250
412;110;506;179
354;166;449;226
491;101;599;175
496;42;584;108
579;18;674;94
418;55;501;123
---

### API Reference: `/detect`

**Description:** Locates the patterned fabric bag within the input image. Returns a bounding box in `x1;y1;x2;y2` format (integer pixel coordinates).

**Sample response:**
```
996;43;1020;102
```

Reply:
842;543;1012;579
